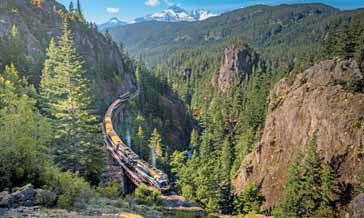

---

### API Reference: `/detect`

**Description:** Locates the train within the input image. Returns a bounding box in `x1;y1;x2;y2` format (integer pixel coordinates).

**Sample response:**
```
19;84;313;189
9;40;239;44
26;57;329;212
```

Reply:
103;92;171;192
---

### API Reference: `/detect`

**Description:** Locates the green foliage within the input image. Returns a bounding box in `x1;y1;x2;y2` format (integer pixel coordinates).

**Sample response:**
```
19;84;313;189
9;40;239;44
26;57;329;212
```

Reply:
42;166;94;209
0;25;35;81
273;135;337;218
97;182;121;199
40;18;103;185
325;10;364;62
134;185;161;206
0;65;51;190
109;4;341;67
155;41;276;213
234;183;264;215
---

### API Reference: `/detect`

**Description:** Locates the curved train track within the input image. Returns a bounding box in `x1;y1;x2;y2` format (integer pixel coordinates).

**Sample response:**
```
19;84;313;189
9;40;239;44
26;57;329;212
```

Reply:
102;91;171;193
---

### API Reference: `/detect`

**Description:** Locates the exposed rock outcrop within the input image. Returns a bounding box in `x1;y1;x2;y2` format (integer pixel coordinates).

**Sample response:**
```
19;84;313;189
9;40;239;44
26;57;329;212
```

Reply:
215;44;264;92
0;184;56;208
233;58;364;211
352;193;364;218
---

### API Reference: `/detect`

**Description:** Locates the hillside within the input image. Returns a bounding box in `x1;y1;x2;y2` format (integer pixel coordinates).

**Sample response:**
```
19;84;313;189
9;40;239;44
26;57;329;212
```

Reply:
109;3;348;66
0;0;135;111
233;58;364;215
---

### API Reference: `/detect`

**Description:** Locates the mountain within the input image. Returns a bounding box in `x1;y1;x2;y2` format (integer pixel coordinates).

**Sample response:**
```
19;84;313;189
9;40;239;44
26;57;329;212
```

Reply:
191;9;217;21
0;0;135;111
133;5;217;23
99;17;127;31
108;3;349;66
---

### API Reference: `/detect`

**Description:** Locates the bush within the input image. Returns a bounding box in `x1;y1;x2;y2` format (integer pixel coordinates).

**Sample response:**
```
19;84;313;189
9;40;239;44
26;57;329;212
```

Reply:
97;182;121;199
42;166;95;209
134;185;161;205
234;182;264;215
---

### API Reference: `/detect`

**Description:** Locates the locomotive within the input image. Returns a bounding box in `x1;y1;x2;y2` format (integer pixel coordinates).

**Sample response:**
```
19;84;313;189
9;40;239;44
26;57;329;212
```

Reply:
104;93;171;192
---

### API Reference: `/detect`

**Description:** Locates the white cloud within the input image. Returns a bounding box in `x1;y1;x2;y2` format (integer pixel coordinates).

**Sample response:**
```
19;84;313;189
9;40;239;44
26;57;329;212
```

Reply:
145;0;160;7
106;7;119;14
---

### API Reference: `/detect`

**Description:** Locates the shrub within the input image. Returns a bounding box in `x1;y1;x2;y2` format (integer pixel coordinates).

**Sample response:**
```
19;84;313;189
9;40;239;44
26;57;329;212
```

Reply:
97;182;121;199
134;185;161;205
234;182;264;215
42;166;94;209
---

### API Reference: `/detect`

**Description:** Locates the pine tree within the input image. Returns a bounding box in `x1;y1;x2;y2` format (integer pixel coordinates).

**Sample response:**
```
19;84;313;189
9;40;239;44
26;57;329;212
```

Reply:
149;128;163;167
234;182;264;215
0;65;51;190
134;126;149;160
69;1;74;13
301;135;322;216
221;137;232;178
315;163;337;217
40;18;102;184
40;38;59;115
2;25;27;74
76;0;84;22
273;149;304;217
190;128;199;153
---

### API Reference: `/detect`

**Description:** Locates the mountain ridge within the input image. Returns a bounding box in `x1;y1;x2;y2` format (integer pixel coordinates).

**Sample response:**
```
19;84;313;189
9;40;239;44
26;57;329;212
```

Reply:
108;3;343;66
99;5;218;31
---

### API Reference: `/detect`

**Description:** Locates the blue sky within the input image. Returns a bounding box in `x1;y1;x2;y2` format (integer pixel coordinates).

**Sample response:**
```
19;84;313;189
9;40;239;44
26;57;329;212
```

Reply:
57;0;364;24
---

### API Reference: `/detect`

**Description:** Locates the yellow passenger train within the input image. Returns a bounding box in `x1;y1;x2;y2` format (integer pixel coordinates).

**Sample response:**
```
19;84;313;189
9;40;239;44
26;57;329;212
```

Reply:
103;92;171;192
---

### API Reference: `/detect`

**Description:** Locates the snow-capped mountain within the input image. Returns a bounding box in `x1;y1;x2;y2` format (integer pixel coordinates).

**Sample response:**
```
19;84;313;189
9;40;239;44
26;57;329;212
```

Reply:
134;5;218;23
99;17;127;31
99;6;218;30
191;9;217;21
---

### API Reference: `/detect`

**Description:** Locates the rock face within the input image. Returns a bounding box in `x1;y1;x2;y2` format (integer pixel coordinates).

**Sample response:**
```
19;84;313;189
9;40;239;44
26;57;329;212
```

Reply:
216;44;263;92
352;193;364;218
233;58;364;210
0;184;56;208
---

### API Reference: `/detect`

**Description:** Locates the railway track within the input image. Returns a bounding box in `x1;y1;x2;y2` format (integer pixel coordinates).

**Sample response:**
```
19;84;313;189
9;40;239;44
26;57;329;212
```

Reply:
102;89;171;193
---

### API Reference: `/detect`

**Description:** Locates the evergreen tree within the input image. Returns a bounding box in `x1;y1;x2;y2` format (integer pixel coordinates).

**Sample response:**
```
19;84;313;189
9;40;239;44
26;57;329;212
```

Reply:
0;66;51;190
315;163;337;217
134;126;149;160
40;38;58;115
301;135;322;216
69;1;74;12
40;18;103;184
221;137;233;178
1;25;28;76
190;128;199;153
76;0;84;22
274;136;338;217
273;149;304;217
149;128;163;167
234;182;264;215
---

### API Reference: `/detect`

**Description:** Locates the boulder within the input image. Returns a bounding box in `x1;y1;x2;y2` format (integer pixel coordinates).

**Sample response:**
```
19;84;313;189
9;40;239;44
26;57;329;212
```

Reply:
0;191;12;208
35;189;57;207
352;193;364;218
0;184;56;208
10;184;36;207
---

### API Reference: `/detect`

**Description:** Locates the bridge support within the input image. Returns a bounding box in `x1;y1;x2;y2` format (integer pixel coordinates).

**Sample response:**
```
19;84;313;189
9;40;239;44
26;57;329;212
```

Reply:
102;148;136;195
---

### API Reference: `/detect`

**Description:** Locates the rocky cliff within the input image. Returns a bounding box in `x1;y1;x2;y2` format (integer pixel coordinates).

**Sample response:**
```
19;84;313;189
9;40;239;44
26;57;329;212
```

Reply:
233;58;364;212
0;0;135;111
215;44;264;92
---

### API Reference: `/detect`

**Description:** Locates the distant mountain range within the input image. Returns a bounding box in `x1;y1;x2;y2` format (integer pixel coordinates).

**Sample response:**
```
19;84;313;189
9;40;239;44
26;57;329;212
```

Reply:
99;17;128;31
99;5;218;30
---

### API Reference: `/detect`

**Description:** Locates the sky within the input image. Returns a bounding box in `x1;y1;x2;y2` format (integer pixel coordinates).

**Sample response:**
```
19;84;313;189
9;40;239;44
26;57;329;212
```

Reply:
57;0;364;24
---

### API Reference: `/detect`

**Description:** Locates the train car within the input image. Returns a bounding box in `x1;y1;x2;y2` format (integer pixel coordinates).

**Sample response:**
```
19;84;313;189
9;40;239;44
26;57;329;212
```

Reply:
103;92;171;192
135;160;171;192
